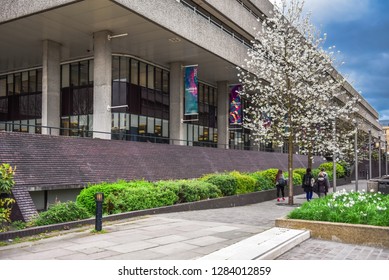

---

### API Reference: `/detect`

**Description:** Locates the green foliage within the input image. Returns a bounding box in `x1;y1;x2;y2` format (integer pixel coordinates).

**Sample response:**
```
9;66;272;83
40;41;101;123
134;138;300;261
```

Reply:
0;163;15;194
105;184;178;214
0;163;16;230
287;190;389;226
171;180;222;203
319;162;345;178
31;201;91;226
283;171;301;186
200;173;238;196
228;171;256;194
255;168;279;185
76;180;133;214
249;172;274;190
293;168;307;181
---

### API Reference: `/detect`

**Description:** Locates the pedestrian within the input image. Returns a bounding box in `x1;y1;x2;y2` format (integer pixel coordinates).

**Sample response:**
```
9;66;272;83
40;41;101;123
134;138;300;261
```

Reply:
302;168;314;201
316;171;330;197
275;169;286;202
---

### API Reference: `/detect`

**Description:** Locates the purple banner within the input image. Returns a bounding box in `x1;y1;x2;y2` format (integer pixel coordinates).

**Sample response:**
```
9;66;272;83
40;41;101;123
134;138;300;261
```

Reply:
229;85;242;124
184;66;198;115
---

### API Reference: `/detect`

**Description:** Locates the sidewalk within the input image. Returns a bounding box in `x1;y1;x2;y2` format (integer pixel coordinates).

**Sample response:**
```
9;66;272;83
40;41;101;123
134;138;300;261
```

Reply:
1;180;389;260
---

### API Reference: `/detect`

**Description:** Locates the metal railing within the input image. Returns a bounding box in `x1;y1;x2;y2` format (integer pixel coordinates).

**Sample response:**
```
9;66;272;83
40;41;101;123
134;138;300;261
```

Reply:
0;121;287;153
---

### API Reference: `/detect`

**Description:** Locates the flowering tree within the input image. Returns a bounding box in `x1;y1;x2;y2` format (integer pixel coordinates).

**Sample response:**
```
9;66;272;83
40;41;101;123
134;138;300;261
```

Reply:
238;0;358;204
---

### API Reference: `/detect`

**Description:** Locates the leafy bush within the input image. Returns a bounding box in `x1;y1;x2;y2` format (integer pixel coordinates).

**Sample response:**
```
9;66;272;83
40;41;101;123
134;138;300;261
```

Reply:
200;173;238;196
105;185;178;214
76;181;128;214
173;180;222;202
285;171;302;186
31;201;91;226
293;168;307;181
229;171;256;194
255;168;279;186
319;162;345;178
248;172;273;190
0;163;16;230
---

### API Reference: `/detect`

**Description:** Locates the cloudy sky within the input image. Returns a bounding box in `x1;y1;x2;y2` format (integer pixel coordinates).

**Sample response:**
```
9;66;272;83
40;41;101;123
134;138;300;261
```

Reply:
269;0;389;121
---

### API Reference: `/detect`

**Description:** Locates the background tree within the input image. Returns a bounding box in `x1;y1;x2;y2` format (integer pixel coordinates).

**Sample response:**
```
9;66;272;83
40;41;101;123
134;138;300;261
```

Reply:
238;0;358;204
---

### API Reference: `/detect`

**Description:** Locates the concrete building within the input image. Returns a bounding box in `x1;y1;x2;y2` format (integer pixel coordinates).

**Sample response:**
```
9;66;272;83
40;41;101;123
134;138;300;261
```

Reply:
0;0;383;220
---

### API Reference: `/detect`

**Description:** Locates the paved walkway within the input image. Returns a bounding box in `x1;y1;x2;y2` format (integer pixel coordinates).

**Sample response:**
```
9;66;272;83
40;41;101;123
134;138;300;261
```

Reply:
1;179;389;260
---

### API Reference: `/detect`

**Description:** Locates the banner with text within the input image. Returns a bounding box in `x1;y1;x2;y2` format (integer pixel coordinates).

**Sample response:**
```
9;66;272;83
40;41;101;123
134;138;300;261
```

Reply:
184;66;198;115
229;85;242;124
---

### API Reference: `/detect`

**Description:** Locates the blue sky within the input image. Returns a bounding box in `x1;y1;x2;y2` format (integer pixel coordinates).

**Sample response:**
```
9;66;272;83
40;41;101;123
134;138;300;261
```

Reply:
270;0;389;120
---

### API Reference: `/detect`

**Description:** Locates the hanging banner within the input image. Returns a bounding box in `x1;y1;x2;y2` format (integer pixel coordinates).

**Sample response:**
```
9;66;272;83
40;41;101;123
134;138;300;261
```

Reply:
184;66;198;115
229;84;242;124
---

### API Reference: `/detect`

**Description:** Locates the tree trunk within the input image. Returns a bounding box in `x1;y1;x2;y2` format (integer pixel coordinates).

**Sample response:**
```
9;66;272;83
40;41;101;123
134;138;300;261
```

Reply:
288;134;294;205
307;147;313;170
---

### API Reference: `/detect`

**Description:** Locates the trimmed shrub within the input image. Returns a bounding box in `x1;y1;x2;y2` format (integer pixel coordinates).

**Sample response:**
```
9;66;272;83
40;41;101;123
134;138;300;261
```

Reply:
249;172;273;190
229;171;256;194
200;173;238;196
319;162;345;178
255;168;279;187
105;185;178;214
31;201;91;226
76;181;128;214
176;180;222;202
293;168;307;181
285;171;302;186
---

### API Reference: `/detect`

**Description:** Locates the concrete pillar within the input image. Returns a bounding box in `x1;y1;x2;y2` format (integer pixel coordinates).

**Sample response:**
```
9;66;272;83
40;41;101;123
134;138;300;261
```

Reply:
217;81;229;149
169;62;185;145
93;30;112;139
42;40;61;135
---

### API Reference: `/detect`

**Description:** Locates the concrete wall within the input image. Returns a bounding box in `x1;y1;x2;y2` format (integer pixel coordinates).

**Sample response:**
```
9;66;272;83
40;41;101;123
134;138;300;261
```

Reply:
0;0;81;23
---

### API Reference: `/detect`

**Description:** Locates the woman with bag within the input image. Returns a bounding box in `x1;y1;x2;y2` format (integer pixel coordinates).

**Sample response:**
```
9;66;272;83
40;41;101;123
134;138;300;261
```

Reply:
302;168;314;201
275;169;286;202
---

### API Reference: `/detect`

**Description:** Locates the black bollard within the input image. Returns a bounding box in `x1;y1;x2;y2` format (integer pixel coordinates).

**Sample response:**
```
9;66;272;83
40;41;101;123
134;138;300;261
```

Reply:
95;192;104;231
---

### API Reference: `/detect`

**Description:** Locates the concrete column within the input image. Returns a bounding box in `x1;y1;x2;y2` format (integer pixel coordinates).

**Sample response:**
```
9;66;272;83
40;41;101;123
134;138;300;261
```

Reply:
93;30;112;139
42;40;61;135
169;62;185;145
217;81;229;149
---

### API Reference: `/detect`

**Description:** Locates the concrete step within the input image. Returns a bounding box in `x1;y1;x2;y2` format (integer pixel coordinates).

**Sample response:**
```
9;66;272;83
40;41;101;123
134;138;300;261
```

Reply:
198;227;310;260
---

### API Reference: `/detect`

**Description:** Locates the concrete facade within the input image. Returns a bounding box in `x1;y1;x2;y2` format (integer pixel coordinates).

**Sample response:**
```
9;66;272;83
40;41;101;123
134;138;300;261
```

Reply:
93;30;112;139
41;40;61;135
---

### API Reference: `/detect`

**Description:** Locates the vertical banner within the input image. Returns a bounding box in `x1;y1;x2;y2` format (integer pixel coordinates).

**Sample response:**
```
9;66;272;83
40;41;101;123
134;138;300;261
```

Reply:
184;66;198;115
229;84;242;124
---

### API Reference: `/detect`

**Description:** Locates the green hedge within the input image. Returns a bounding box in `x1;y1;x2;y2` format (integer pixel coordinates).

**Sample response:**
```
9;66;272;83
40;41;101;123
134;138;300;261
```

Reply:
319;162;345;178
200;173;238;196
31;201;91;226
228;171;256;194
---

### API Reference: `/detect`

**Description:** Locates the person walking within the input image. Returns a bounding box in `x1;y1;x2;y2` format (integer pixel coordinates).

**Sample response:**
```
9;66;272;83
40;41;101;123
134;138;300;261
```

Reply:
275;169;286;202
316;170;330;197
302;168;314;201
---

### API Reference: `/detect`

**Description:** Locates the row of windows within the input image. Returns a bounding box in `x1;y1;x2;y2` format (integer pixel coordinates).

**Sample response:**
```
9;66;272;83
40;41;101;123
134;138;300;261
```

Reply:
0;69;42;97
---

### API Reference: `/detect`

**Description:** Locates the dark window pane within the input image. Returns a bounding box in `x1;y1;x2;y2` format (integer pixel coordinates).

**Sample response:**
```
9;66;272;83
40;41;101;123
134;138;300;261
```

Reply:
139;62;146;87
0;78;6;97
155;68;162;91
129;84;141;115
7;75;14;95
80;60;88;86
29;70;37;92
22;72;28;93
70;62;79;86
120;57;129;82
37;69;42;92
112;56;120;81
162;71;169;93
131;59;138;85
14;73;21;95
148;65;154;89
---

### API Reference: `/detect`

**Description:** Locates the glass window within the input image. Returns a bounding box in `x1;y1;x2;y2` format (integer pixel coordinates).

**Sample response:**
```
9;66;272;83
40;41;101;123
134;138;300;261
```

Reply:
80;60;88;86
139;62;147;87
147;117;154;134
162;71;169;93
155;118;162;136
0;78;6;97
29;70;37;92
112;56;120;81
61;64;70;88
28;119;35;134
162;119;169;138
155;68;162;91
131;59;138;85
7;75;14;95
131;114;138;128
37;69;42;92
89;60;94;83
120;57;128;82
148;65;154;89
139;116;146;135
70;62;79;86
14;73;21;94
22;72;28;93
